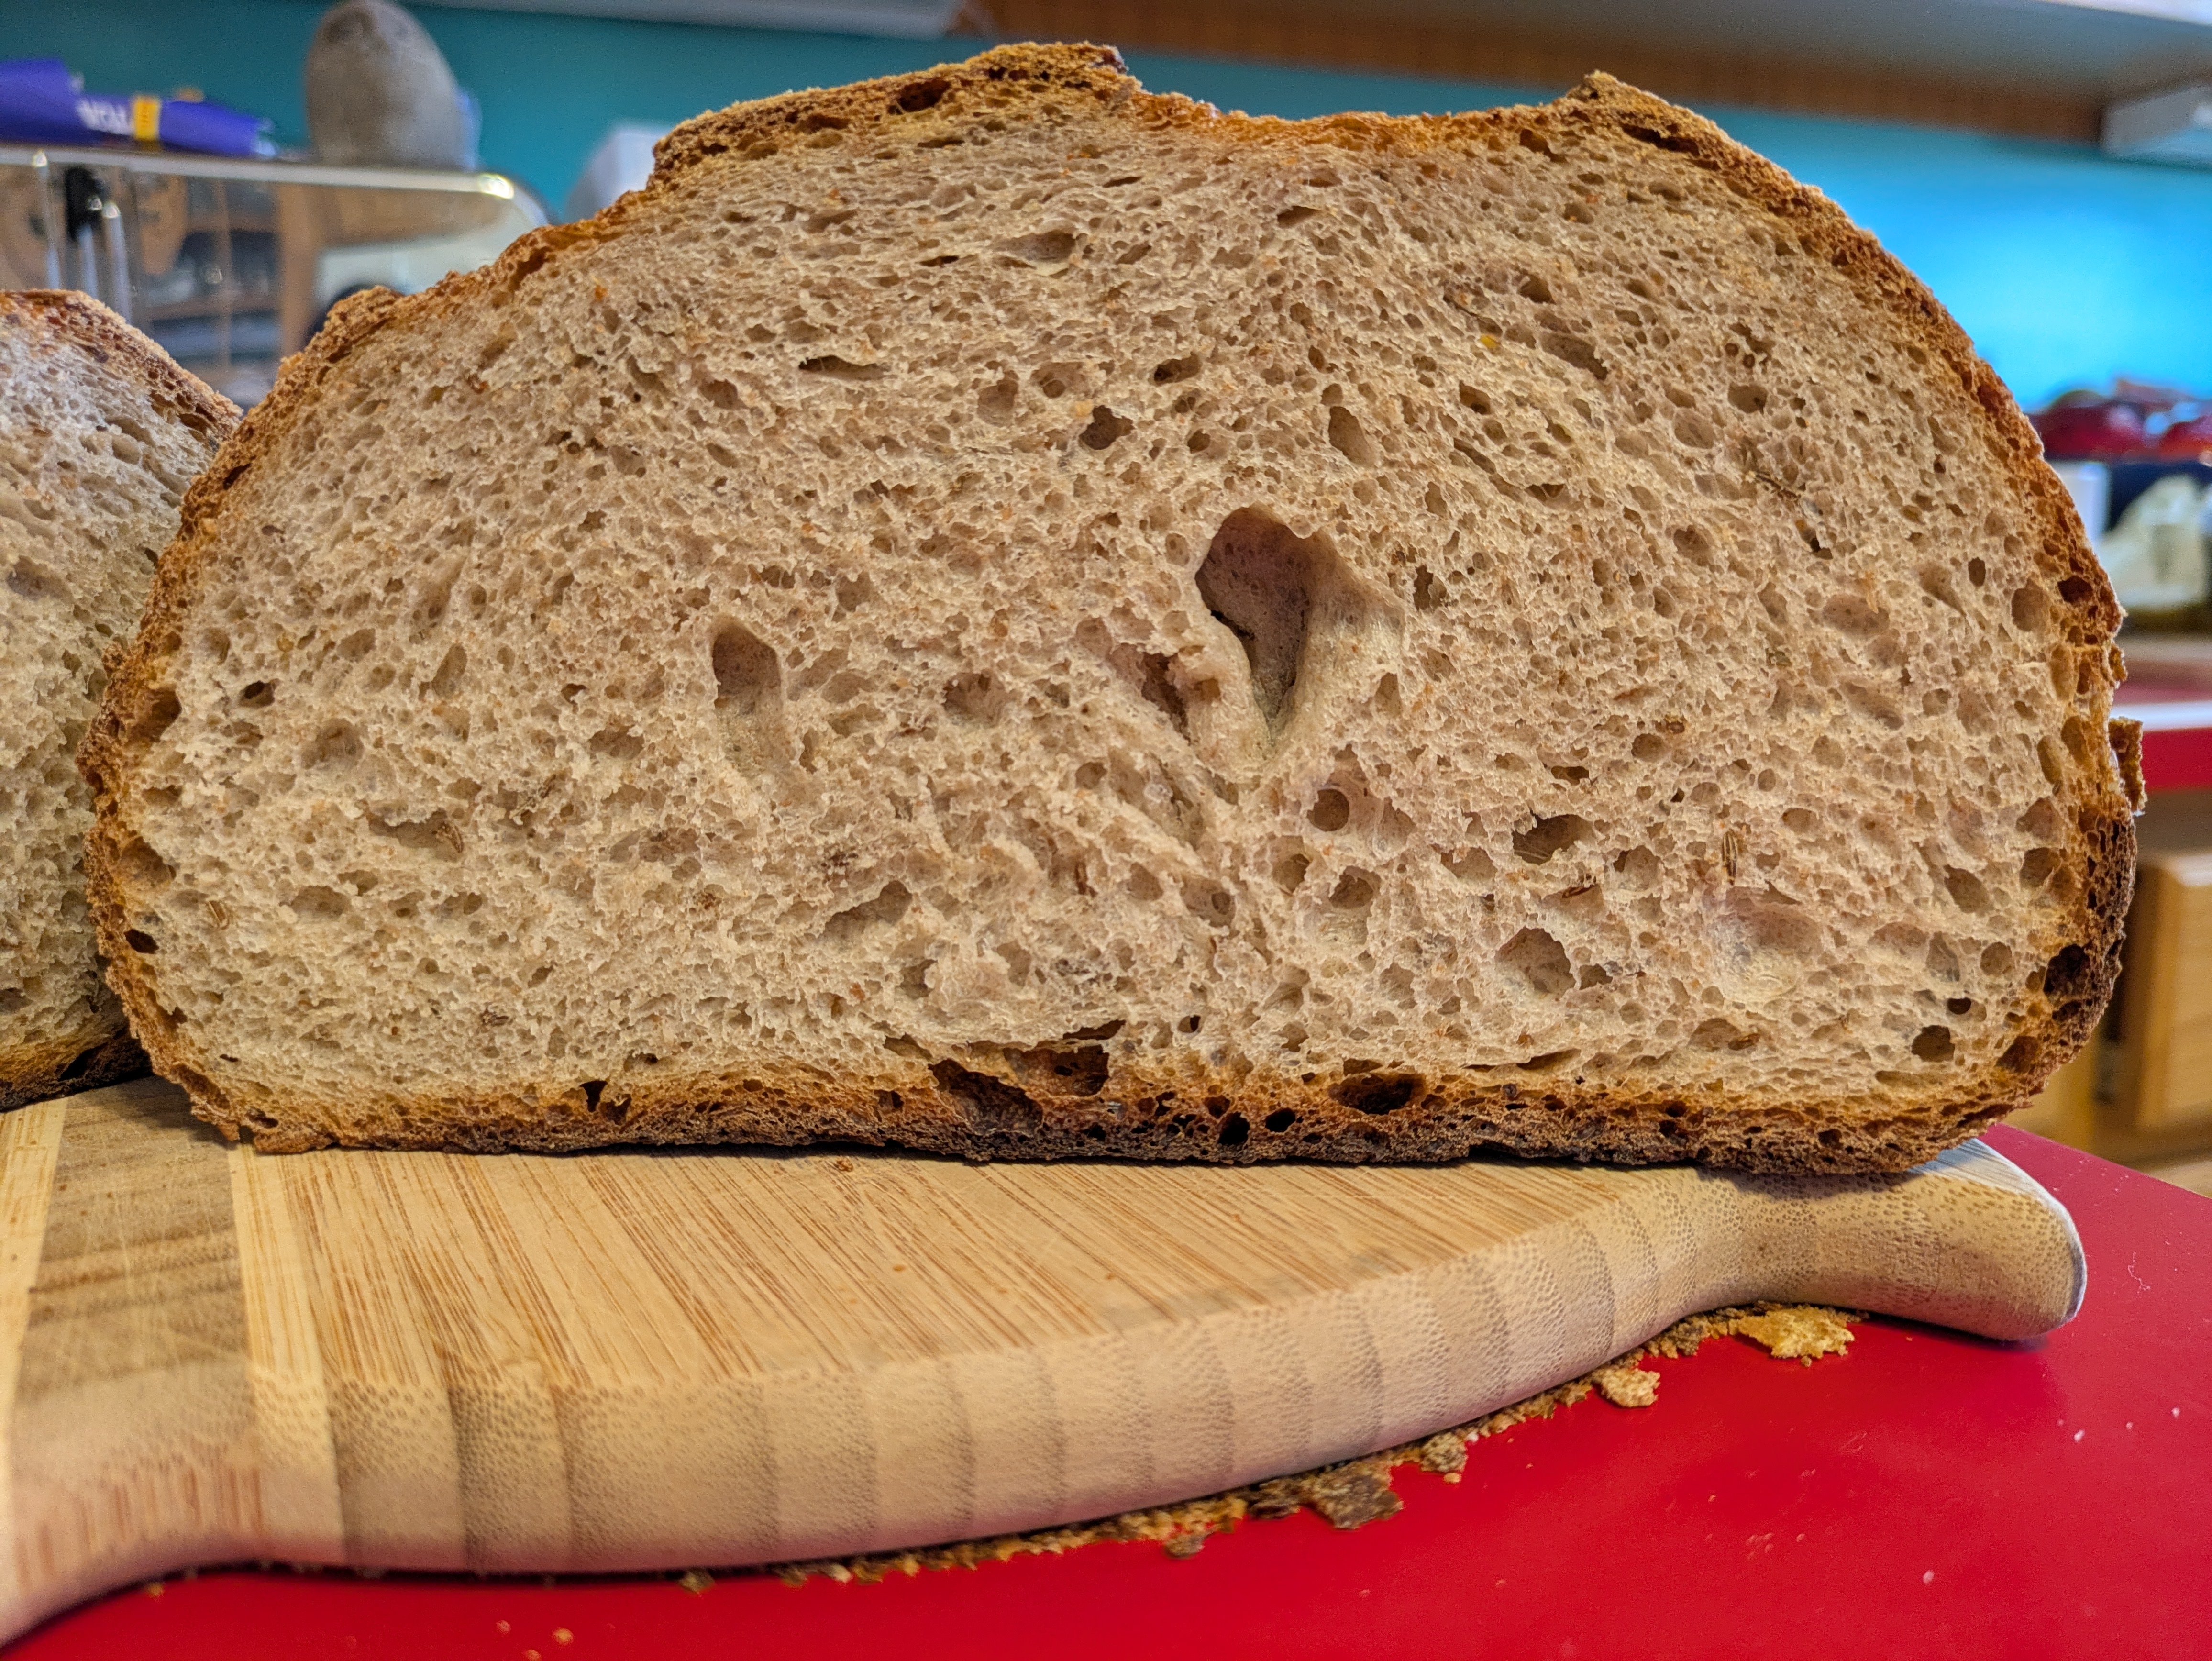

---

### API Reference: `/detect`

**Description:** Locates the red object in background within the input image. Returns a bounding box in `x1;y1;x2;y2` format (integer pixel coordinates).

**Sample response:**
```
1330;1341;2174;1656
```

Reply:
8;1127;2208;1661
2157;409;2212;463
2141;723;2212;792
2035;398;2148;460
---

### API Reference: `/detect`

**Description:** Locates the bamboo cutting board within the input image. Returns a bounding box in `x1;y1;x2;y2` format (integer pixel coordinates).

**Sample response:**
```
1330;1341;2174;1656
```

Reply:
0;1078;2082;1643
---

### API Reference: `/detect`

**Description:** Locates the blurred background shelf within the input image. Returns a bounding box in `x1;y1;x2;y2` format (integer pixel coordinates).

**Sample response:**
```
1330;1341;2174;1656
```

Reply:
0;144;544;406
2013;651;2212;1193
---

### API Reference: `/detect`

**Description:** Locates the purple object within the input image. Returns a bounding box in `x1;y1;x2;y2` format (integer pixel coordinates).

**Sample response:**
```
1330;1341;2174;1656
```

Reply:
0;57;272;156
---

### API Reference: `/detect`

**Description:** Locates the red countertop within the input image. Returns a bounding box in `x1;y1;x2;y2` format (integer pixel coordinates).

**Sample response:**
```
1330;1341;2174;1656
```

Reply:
10;1125;2210;1661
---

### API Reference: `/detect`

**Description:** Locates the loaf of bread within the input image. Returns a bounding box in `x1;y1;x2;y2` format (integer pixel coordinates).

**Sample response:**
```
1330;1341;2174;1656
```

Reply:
2;291;235;1108
82;46;2136;1169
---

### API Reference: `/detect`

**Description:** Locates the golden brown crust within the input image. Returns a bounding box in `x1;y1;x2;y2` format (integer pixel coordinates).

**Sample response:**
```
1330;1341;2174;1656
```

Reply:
0;1026;146;1113
218;1058;2012;1174
78;47;2134;1169
0;288;238;443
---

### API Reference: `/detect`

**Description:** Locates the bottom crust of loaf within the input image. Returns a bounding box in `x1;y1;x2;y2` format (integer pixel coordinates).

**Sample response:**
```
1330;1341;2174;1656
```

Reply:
187;1064;2014;1174
1;1025;149;1113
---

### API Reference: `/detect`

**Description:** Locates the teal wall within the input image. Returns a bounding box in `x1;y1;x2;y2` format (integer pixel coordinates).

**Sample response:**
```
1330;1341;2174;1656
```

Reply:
6;0;2212;407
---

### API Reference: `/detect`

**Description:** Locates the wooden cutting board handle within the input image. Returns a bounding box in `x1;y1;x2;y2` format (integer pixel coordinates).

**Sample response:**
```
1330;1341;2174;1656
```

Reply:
0;1080;2081;1642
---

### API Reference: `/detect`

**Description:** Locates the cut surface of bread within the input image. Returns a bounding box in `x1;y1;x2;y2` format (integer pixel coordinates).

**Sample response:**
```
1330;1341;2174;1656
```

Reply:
0;291;236;1109
84;47;2135;1169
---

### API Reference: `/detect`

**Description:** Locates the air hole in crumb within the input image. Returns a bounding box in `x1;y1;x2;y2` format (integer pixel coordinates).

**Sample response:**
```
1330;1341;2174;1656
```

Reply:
1007;1044;1110;1096
427;645;466;697
1672;410;1717;448
1497;927;1573;996
1693;1018;1757;1051
1265;1108;1296;1132
123;929;159;953
1153;354;1200;383
710;620;786;772
1329;869;1378;908
892;75;951;112
1000;229;1077;264
1331;1073;1422;1114
1912;1025;1955;1062
712;622;779;711
126;686;185;748
1181;879;1235;927
1998;1035;2039;1074
1947;996;1974;1015
1514;814;1592;864
1942;866;1991;912
1613;846;1660;886
286;886;350;920
826;880;912;942
1968;557;1988;587
1308;788;1351;831
2044;943;2092;1001
369;809;462;860
2010;585;2049;632
1444;847;1495;883
1217;1113;1250;1148
1327;405;1376;465
798;355;885;381
1133;652;1189;737
1273;852;1311;891
943;672;1007;723
1081;405;1133;450
1276;206;1318;226
977;374;1018;424
1196;509;1342;732
303;722;363;769
116;836;174;888
1414;566;1448;610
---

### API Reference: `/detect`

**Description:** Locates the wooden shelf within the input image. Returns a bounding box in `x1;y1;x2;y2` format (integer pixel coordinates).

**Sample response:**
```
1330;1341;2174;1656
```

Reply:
981;0;2212;139
144;297;278;321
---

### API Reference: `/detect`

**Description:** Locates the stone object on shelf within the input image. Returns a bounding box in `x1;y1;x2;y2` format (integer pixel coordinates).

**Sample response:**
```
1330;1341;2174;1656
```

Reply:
304;0;477;170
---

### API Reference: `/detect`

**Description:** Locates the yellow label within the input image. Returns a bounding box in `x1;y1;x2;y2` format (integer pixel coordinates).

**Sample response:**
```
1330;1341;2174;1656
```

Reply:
133;94;160;144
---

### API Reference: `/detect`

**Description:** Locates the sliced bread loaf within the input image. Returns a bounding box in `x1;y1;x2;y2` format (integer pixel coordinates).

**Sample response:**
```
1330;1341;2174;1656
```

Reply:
83;47;2135;1168
2;291;236;1109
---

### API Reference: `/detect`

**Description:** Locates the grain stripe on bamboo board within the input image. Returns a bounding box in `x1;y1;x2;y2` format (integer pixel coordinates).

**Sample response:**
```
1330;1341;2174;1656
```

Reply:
0;1097;66;1617
231;1146;344;1562
11;1082;254;1617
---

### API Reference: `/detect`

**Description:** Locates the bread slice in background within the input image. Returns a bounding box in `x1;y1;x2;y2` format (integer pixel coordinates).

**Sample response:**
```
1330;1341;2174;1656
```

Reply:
82;46;2135;1169
1;291;236;1108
